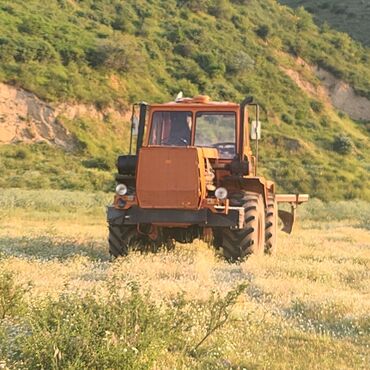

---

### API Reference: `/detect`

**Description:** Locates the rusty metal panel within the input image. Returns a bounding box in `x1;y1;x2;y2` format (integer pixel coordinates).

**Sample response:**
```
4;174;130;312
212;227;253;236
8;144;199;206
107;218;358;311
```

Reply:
276;194;309;204
137;147;200;209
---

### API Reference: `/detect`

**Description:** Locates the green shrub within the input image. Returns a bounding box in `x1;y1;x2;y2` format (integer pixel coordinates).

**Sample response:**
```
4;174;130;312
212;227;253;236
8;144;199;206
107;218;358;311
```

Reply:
13;149;28;160
333;135;353;155
320;116;330;127
82;157;111;171
281;113;294;124
255;24;270;40
4;280;246;368
0;271;28;319
196;52;226;77
87;35;143;73
310;100;323;113
178;0;210;12
226;51;255;74
174;42;195;57
208;0;232;19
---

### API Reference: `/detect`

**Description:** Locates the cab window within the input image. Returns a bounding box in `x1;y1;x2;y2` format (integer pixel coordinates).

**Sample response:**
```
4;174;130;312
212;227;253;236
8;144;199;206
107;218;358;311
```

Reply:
194;112;236;158
149;111;192;146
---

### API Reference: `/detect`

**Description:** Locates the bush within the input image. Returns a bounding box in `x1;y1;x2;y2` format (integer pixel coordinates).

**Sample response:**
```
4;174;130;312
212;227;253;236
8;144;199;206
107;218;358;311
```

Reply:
295;6;314;31
17;17;42;35
174;42;195;57
4;280;246;368
310;100;323;113
255;24;270;40
281;113;294;124
333;135;353;155
82;157;111;170
111;16;135;33
196;52;226;77
226;51;255;74
13;149;28;160
208;0;232;19
177;0;210;12
320;116;330;127
87;35;143;73
0;37;16;62
0;271;27;319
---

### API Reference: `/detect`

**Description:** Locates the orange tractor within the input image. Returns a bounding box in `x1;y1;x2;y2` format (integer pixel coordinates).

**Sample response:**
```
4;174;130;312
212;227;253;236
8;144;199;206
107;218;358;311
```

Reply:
107;95;308;261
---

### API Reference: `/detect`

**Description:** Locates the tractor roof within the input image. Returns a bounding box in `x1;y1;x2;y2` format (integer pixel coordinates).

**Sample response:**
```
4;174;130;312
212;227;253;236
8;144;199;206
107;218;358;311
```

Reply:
150;95;239;109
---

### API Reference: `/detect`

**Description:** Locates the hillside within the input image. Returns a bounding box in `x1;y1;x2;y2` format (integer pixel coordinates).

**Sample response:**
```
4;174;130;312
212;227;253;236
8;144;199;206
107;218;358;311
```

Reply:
0;0;370;200
279;0;370;46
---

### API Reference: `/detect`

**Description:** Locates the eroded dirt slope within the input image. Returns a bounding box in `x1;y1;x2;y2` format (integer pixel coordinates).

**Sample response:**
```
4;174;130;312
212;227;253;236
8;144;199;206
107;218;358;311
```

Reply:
0;83;129;150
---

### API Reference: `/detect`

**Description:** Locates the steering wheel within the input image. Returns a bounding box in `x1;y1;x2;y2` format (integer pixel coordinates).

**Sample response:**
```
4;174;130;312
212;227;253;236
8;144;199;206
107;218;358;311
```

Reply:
212;142;236;157
161;137;189;146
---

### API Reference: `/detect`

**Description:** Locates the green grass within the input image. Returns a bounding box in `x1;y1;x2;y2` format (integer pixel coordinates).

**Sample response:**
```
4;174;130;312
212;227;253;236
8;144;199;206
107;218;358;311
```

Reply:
279;0;370;46
0;190;369;368
0;0;369;200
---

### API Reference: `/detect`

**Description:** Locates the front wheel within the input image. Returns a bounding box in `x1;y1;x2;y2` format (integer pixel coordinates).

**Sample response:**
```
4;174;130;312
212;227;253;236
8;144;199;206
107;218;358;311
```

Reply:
108;225;139;257
217;192;265;261
108;224;175;258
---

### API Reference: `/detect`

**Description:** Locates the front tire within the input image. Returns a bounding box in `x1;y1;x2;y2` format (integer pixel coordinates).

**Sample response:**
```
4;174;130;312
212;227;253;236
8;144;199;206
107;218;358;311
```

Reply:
108;224;175;258
108;225;139;257
218;192;265;261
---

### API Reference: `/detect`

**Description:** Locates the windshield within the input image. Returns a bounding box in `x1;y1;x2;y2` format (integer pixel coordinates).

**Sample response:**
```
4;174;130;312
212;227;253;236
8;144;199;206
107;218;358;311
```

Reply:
149;111;192;146
194;112;236;158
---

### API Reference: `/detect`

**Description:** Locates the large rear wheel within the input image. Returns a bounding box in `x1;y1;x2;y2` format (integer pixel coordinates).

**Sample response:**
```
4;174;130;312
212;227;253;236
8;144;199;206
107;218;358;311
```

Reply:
218;192;265;261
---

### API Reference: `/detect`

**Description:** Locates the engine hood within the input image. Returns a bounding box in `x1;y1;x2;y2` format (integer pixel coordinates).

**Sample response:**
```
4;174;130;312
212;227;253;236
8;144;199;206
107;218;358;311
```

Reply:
136;147;203;209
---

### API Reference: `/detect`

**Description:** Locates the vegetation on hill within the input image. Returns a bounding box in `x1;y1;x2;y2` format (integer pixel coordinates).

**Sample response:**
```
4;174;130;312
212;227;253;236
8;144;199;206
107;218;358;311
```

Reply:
279;0;370;46
0;0;369;200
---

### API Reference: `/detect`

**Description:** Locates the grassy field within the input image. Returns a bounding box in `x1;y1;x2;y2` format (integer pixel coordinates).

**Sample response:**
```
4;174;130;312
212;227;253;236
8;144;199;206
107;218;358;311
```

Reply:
0;190;369;369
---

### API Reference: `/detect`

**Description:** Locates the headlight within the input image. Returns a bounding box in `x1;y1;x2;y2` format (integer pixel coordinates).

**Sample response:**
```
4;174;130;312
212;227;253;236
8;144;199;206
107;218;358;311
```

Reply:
115;184;128;196
215;187;228;200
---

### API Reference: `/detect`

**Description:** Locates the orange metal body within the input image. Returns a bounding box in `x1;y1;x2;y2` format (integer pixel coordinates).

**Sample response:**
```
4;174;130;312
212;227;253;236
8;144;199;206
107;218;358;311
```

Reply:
112;96;308;233
133;99;259;211
136;147;201;209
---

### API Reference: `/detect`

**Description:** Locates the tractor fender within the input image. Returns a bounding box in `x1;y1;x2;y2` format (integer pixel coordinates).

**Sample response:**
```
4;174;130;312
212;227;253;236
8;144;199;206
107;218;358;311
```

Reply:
222;176;268;208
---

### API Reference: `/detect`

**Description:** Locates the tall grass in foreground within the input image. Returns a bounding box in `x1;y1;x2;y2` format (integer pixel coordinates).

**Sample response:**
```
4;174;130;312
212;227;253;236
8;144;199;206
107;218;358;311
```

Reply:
0;189;369;368
0;274;246;369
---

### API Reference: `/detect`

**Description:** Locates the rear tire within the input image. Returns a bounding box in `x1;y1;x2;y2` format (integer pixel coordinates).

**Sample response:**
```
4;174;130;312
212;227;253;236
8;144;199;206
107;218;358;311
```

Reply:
265;195;277;255
218;192;265;261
